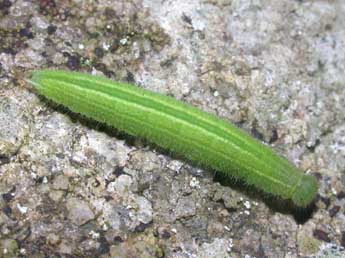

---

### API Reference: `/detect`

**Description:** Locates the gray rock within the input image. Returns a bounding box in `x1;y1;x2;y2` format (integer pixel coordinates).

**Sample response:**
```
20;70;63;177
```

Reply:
114;175;133;194
1;0;345;257
212;186;241;210
66;197;95;226
175;196;196;219
101;203;126;230
129;195;153;226
315;244;345;258
52;175;69;191
0;96;27;157
48;190;65;203
198;238;232;258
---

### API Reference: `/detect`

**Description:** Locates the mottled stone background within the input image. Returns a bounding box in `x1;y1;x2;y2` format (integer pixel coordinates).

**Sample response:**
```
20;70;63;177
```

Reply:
0;0;344;257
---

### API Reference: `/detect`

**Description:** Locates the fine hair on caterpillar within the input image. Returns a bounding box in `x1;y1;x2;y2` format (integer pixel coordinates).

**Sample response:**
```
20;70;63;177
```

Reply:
27;70;319;208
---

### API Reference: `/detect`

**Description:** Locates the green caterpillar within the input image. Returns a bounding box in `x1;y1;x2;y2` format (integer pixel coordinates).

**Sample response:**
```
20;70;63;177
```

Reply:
27;70;318;207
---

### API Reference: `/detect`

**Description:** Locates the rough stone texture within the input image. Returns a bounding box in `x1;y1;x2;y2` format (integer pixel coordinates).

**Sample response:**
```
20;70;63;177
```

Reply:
66;197;95;226
0;0;344;257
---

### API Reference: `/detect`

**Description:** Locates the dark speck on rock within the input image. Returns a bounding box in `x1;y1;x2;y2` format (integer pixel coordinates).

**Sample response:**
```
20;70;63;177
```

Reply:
19;28;34;39
134;222;152;232
0;0;11;8
251;126;264;141
35;176;46;184
104;195;113;202
306;139;320;152
0;155;10;165
98;234;110;254
47;25;57;35
93;63;116;78
337;191;345;199
113;236;123;244
110;40;119;53
181;13;192;25
318;195;330;208
113;166;125;177
65;41;72;47
313;229;331;242
125;71;135;83
159;229;171;239
55;152;65;159
269;128;278;143
92;178;101;188
104;7;116;19
2;186;15;202
3;205;12;217
67;55;80;70
0;0;11;14
314;172;323;181
94;47;104;58
3;48;16;55
328;205;340;217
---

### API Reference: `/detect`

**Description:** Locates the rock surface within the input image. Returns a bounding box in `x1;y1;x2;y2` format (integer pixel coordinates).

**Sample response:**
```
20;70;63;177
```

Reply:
0;0;344;257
